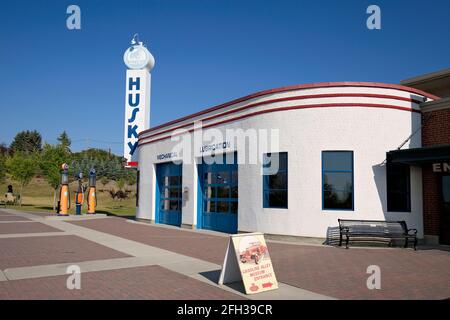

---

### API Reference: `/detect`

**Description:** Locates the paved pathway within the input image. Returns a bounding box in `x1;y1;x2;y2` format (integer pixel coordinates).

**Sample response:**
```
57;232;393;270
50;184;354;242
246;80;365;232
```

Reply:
0;265;245;300
0;209;330;300
2;208;449;299
70;216;450;300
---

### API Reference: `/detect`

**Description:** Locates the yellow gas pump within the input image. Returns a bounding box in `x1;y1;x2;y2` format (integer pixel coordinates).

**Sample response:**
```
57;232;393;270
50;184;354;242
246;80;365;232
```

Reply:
87;168;97;214
57;163;70;216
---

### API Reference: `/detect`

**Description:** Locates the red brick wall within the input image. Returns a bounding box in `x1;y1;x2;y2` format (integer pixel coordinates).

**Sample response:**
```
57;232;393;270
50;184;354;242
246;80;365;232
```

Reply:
421;107;450;236
422;108;450;146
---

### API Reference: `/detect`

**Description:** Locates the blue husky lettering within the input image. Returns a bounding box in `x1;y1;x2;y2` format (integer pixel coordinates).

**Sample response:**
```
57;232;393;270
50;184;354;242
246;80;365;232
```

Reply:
127;125;138;139
128;108;139;123
128;93;140;107
128;141;138;156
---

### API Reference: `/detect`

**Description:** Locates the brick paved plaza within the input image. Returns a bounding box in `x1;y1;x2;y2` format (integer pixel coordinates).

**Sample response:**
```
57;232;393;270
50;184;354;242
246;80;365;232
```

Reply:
0;209;449;300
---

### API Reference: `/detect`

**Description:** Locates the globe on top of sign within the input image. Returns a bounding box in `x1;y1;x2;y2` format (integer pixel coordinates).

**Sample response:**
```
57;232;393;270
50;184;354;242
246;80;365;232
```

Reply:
123;44;155;71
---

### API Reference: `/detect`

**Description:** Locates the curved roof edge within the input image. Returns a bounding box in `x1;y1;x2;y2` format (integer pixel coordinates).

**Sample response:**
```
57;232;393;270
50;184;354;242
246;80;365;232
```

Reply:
140;81;440;136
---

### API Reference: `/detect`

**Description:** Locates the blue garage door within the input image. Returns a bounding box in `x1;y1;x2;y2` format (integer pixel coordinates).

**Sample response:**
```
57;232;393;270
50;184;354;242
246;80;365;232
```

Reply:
156;162;182;227
198;153;238;233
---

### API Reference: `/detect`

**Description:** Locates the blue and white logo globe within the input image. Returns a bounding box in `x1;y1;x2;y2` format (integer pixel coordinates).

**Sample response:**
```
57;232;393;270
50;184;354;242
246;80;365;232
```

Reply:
123;45;155;71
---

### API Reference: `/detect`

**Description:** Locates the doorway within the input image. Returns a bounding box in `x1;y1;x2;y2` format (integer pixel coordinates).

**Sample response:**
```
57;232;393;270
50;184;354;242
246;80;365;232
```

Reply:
441;175;450;245
198;152;238;234
156;162;183;227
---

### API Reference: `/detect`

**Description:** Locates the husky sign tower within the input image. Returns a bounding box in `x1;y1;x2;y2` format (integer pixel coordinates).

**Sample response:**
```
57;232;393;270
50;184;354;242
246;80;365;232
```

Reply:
123;34;155;167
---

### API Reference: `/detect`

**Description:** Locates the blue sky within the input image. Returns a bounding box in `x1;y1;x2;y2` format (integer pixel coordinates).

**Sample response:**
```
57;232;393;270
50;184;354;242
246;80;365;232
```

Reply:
0;0;449;155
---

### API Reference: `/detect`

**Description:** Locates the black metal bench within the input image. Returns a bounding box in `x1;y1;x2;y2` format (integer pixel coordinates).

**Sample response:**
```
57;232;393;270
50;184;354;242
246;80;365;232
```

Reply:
338;219;418;250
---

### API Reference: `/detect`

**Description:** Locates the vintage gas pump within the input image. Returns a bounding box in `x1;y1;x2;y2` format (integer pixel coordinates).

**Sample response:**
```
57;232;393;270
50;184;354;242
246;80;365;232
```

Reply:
57;163;70;216
74;172;84;215
87;168;97;214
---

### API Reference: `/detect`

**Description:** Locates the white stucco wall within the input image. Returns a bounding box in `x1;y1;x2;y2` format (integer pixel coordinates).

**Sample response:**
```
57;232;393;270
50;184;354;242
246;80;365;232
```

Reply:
136;83;432;238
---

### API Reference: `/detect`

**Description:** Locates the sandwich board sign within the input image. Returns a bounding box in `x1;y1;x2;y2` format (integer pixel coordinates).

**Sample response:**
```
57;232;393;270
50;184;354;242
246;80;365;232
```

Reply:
218;232;278;295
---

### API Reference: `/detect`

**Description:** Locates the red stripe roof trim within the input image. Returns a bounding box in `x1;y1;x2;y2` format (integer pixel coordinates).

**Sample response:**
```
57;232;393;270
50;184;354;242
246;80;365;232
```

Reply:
139;92;423;141
139;82;439;137
138;102;421;147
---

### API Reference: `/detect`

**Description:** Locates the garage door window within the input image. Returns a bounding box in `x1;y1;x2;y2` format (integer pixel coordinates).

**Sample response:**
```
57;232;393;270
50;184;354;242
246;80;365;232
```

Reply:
263;152;288;209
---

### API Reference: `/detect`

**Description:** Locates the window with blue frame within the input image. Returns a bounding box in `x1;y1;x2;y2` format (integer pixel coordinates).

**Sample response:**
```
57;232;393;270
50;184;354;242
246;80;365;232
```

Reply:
203;169;238;215
263;152;288;208
386;162;411;212
322;151;354;210
160;174;182;212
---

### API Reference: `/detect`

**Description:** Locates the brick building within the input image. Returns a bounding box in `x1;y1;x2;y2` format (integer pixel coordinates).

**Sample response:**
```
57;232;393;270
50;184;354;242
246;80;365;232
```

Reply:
389;68;450;245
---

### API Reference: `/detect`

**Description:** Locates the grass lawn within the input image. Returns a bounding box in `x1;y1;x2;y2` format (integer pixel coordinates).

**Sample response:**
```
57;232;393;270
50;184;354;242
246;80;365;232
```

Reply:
0;176;136;217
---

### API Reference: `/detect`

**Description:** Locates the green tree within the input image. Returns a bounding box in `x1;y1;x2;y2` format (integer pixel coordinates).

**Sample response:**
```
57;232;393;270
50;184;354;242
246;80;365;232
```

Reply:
0;155;6;183
9;130;42;154
57;131;71;152
5;152;37;206
39;144;71;210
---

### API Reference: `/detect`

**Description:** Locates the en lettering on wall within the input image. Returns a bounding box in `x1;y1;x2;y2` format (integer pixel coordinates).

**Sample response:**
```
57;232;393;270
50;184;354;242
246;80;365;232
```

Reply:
433;162;450;173
219;232;278;294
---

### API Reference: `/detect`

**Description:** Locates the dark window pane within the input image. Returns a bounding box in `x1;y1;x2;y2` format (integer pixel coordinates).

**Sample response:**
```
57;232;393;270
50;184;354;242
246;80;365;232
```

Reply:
268;173;287;189
217;201;229;213
230;201;238;214
324;190;353;209
169;187;180;198
387;163;410;212
231;170;238;185
169;176;181;186
169;200;179;211
443;176;450;203
263;152;288;208
323;152;352;171
231;186;238;198
278;152;287;170
213;171;229;184
389;177;408;192
217;186;230;198
387;193;409;212
264;190;287;208
322;151;353;210
323;172;353;192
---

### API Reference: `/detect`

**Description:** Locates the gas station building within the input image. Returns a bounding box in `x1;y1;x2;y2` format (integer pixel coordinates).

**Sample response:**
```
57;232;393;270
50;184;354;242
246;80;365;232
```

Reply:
134;69;450;245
